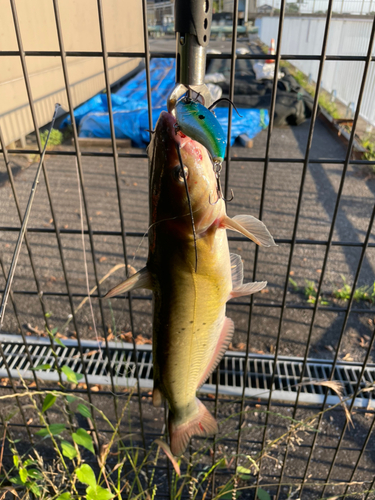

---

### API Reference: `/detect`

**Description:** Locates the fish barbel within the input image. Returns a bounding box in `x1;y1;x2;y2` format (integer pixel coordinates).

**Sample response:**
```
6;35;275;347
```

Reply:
105;111;276;456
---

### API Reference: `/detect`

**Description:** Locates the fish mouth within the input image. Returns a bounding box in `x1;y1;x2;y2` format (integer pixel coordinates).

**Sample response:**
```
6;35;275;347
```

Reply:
156;111;192;148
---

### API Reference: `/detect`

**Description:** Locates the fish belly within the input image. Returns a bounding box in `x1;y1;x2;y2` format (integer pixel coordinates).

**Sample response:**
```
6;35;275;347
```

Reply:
152;230;231;425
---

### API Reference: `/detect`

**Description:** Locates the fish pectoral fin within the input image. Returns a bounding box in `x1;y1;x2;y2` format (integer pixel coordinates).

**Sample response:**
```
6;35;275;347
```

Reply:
104;267;152;298
197;317;234;388
229;281;267;299
152;386;164;407
169;398;218;456
222;214;277;247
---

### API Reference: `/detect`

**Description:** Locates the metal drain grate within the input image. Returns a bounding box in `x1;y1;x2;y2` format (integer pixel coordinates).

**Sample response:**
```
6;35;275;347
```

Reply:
1;334;374;408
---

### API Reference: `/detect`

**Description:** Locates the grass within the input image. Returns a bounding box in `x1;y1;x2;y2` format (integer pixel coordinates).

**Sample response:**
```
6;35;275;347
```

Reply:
40;129;63;150
362;134;375;174
0;375;373;499
289;275;375;305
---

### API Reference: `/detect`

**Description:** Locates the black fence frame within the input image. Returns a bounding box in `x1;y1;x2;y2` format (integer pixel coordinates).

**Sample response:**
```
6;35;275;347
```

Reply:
1;0;375;498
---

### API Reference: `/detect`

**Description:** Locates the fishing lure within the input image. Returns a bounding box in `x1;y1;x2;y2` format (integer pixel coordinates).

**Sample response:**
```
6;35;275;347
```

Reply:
174;97;227;164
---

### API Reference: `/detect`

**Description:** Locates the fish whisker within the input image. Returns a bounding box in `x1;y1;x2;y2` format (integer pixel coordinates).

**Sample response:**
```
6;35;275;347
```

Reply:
175;143;198;273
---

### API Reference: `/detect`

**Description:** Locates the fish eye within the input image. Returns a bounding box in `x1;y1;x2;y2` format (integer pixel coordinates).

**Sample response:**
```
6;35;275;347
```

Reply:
172;165;188;182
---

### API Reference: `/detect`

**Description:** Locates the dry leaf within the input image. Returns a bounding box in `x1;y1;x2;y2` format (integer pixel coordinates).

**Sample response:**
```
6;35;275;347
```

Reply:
342;353;353;362
91;385;102;392
26;323;44;336
135;335;152;345
133;182;138;186
26;418;33;425
237;342;246;351
107;333;114;341
77;383;87;389
207;393;215;399
120;332;133;342
260;288;269;294
0;378;8;386
64;224;69;229
96;211;102;215
49;218;53;224
316;269;322;273
99;256;107;263
289;271;294;276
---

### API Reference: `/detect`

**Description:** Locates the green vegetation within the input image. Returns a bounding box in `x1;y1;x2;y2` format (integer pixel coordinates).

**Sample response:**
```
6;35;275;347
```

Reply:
0;375;373;499
362;135;375;174
40;128;63;150
1;374;373;499
289;275;375;305
333;275;375;302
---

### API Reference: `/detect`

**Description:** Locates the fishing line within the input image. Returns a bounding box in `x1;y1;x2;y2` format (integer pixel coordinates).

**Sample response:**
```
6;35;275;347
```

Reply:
74;157;103;359
175;143;198;273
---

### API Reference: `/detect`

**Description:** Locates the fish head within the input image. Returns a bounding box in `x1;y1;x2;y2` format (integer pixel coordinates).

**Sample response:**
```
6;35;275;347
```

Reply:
148;111;225;238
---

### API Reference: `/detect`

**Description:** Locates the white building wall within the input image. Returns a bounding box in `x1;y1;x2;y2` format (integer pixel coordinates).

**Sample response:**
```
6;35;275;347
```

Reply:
255;16;375;126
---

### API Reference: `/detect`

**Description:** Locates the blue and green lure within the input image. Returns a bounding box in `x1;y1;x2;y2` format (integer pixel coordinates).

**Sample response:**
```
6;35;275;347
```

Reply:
174;98;227;164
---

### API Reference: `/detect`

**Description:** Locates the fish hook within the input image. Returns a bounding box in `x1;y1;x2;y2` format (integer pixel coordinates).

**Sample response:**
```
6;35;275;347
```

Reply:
209;162;235;205
175;142;198;273
208;97;243;118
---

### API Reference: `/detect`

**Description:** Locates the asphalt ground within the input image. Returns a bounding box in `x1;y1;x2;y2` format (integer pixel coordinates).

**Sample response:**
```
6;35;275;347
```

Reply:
1;117;374;362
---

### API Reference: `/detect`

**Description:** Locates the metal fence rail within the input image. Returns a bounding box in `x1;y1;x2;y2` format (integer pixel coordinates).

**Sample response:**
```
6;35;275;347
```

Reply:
1;0;375;499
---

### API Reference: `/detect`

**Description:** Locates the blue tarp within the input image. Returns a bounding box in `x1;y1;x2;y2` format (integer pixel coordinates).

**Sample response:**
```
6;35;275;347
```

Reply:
61;58;269;147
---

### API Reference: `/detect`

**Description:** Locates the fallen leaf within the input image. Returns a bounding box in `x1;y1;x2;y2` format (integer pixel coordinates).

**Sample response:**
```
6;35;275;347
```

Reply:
96;211;102;215
260;288;269;294
77;383;87;389
342;353;353;361
236;343;246;351
26;323;44;336
107;333;114;341
133;182;138;186
289;271;294;276
135;335;152;345
207;394;215;399
91;385;101;392
49;218;53;224
28;381;37;388
99;256;107;263
316;269;322;273
0;378;8;386
359;337;368;348
120;332;133;342
64;224;69;229
26;418;33;425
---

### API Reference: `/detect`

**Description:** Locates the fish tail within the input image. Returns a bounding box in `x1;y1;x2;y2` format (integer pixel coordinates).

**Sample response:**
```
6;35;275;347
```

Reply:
169;398;218;456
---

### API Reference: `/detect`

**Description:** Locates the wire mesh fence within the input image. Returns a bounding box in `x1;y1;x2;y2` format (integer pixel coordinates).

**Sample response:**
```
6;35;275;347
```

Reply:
0;0;375;498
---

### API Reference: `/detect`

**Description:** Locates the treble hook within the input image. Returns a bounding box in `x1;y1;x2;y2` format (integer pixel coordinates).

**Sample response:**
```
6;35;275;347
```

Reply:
209;162;234;205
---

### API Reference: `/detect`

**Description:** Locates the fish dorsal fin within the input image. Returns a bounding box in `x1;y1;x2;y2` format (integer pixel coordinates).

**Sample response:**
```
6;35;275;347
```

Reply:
230;281;267;299
230;253;243;290
104;267;152;298
222;214;276;247
197;317;234;388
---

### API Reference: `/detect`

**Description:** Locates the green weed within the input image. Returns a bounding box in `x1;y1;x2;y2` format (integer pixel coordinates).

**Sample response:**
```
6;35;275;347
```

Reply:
333;275;375;303
40;128;63;150
0;377;373;499
362;135;375;174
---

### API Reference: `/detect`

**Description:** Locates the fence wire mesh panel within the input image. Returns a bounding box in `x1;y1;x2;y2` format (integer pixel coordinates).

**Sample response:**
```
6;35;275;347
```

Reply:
0;0;375;499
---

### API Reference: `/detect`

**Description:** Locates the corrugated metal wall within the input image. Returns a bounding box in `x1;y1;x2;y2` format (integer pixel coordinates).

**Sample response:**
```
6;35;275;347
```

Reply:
256;15;375;127
0;0;144;146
